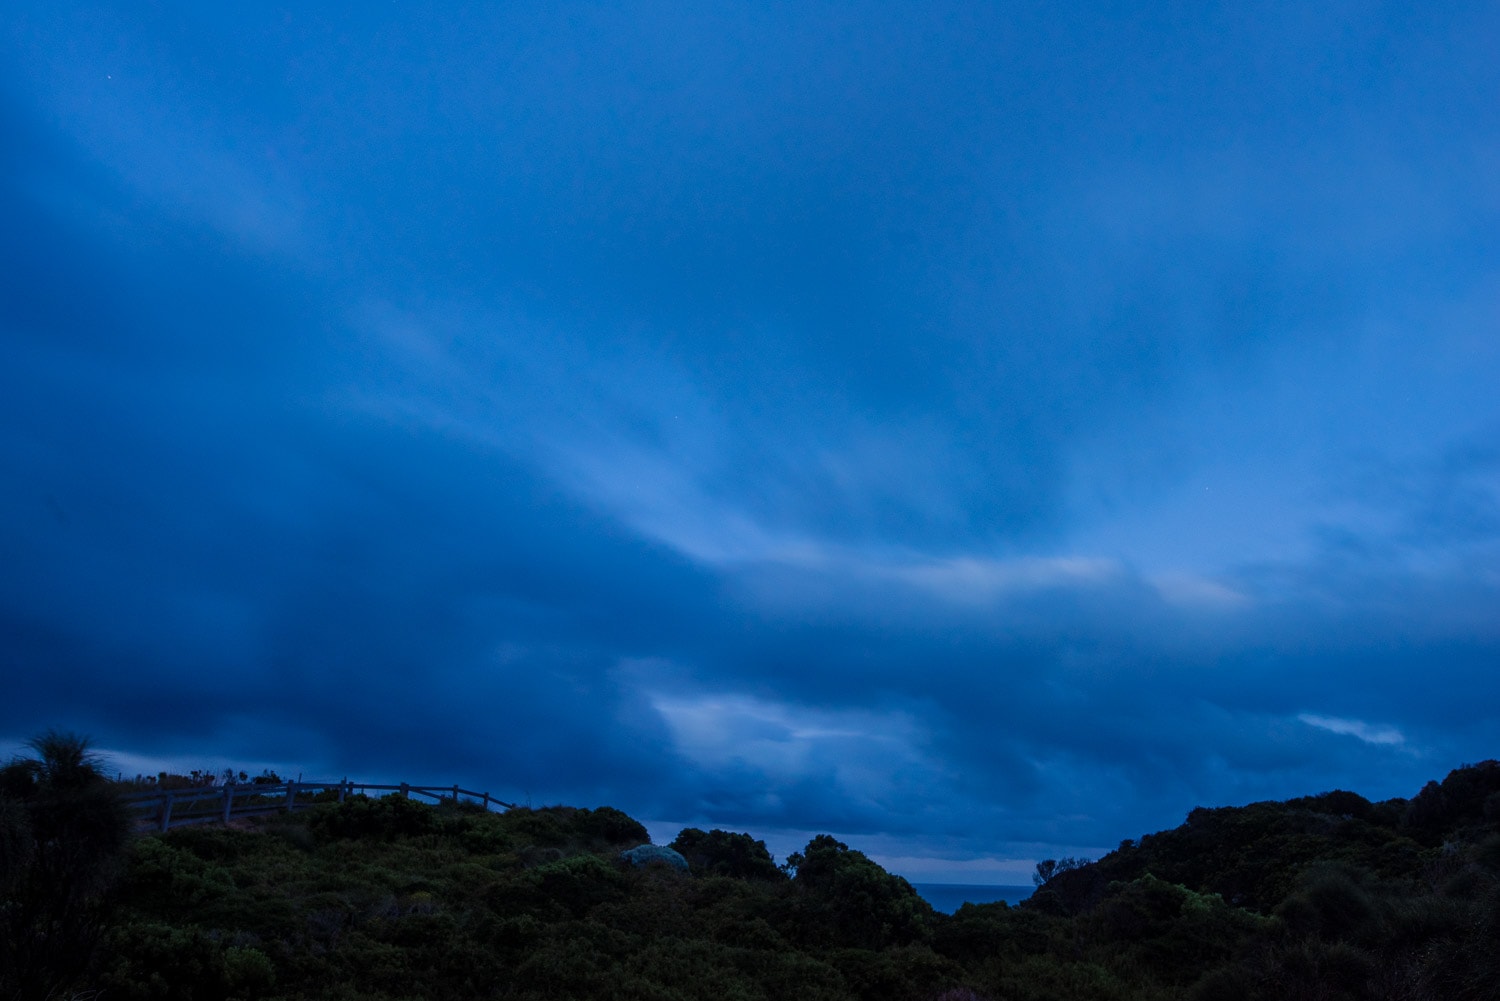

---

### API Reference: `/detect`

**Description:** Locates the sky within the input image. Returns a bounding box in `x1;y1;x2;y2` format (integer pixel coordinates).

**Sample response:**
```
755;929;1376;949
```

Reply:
2;2;1498;884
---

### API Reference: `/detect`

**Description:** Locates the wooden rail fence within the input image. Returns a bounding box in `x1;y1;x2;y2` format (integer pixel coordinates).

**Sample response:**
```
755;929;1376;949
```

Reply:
119;780;518;832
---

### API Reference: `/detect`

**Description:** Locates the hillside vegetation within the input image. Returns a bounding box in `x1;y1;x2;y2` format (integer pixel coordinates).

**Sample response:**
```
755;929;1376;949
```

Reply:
4;742;1500;1001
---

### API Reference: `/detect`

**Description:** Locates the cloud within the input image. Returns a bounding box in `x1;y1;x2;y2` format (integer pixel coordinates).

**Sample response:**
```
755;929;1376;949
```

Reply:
1148;572;1251;609
4;3;1500;881
649;691;940;802
1297;714;1406;748
882;555;1124;604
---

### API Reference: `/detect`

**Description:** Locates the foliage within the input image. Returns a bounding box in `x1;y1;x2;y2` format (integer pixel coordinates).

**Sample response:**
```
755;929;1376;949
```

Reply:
0;730;132;1000
1405;760;1500;838
620;843;690;872
306;792;439;840
14;743;1494;1001
671;828;784;881
1032;855;1090;887
787;834;935;951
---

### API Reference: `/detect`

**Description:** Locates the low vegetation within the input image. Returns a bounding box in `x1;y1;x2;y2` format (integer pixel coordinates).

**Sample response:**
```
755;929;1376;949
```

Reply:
3;734;1498;1000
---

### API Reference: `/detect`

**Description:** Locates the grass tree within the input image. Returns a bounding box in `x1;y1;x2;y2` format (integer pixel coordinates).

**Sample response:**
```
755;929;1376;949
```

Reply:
0;730;130;1000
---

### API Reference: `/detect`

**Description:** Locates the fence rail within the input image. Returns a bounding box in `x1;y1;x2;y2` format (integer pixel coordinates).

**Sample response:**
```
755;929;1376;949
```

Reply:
120;780;517;832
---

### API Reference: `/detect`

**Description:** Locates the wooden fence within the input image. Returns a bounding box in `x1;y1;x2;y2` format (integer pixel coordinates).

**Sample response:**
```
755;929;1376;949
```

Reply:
119;780;517;832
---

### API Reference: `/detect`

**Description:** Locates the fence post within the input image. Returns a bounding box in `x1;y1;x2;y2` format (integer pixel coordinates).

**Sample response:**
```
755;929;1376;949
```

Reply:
338;777;348;803
222;785;234;824
400;782;409;799
453;784;460;804
482;792;490;812
159;792;174;832
284;781;297;812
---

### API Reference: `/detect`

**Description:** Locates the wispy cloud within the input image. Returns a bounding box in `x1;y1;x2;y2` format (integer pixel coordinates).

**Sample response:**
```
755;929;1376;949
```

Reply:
883;555;1123;603
1297;713;1406;747
1149;572;1251;609
650;692;929;783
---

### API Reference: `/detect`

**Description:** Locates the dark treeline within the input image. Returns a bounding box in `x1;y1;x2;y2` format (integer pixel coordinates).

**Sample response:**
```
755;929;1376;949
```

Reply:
3;734;1499;1000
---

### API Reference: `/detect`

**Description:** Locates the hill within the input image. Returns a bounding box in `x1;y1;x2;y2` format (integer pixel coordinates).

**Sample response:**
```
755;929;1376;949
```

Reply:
5;753;1500;1000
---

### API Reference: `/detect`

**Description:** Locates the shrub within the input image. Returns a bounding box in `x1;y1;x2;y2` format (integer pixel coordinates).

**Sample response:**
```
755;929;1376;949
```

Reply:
580;806;650;846
307;793;436;841
529;853;629;916
620;843;690;872
790;835;934;951
1273;865;1378;942
98;921;230;1001
671;828;783;881
223;945;276;998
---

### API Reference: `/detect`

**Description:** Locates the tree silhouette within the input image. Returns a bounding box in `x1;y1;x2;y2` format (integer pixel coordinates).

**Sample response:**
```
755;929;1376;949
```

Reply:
0;730;130;1000
789;834;933;950
1032;855;1088;887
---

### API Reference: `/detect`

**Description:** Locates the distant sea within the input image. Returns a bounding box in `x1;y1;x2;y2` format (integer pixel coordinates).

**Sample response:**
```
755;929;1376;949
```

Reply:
912;883;1033;914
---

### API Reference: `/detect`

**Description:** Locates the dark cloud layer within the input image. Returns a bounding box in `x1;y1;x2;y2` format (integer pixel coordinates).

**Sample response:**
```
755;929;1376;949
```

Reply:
4;2;1499;879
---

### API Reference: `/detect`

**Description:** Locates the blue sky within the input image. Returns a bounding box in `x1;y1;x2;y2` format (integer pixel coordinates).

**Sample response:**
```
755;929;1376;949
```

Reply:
3;2;1498;883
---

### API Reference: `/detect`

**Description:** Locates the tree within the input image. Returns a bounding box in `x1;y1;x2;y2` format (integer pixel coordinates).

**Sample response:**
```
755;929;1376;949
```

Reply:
1032;855;1089;887
790;835;933;950
0;730;131;1000
670;827;784;880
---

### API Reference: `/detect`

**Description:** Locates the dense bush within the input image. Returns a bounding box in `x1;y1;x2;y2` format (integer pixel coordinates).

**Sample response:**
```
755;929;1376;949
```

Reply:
1405;760;1500;838
14;749;1495;1000
307;792;438;840
671;828;784;881
787;834;935;951
98;921;277;1001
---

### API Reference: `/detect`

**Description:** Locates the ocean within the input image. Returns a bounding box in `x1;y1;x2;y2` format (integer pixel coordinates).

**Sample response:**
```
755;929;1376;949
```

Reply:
912;883;1033;914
